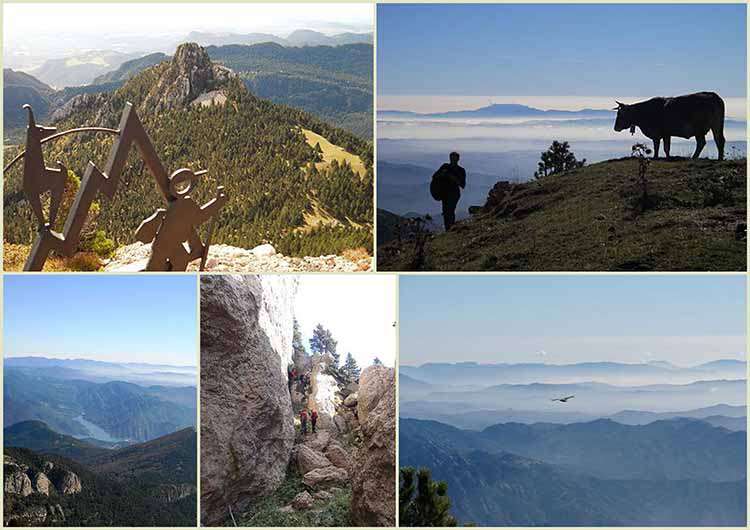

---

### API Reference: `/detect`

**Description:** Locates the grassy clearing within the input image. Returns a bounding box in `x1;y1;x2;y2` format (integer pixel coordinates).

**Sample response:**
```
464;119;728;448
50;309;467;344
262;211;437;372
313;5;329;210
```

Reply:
302;128;366;177
378;157;746;271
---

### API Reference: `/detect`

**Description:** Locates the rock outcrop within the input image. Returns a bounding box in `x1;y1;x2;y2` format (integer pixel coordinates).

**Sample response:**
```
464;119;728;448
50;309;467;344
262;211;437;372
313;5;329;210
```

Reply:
53;470;82;495
350;366;396;526
308;353;341;430
200;275;298;525
357;366;394;424
33;472;52;496
104;242;372;272
140;42;233;114
156;483;197;503
5;468;33;496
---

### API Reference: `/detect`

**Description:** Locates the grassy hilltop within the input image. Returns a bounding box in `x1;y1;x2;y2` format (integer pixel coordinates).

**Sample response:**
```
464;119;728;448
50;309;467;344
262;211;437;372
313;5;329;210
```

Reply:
378;156;746;271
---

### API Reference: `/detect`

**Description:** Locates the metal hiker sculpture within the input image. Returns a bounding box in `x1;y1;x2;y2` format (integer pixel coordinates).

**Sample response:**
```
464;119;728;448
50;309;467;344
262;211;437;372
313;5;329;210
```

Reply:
5;102;227;271
22;105;68;231
136;169;227;271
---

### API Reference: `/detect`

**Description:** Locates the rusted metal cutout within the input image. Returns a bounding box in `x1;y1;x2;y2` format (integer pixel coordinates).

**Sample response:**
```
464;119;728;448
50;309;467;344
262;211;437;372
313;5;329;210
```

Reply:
7;102;228;271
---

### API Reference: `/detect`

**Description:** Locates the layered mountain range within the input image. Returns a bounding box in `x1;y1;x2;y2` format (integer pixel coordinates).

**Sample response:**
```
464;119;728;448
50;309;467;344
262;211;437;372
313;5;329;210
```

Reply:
400;358;746;525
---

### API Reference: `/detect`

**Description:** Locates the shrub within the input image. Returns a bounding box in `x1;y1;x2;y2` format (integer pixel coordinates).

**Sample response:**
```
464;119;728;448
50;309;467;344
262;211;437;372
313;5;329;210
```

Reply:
534;141;585;178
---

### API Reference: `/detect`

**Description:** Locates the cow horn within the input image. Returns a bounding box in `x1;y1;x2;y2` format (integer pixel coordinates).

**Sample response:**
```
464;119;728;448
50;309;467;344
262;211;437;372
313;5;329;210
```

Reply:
615;100;625;107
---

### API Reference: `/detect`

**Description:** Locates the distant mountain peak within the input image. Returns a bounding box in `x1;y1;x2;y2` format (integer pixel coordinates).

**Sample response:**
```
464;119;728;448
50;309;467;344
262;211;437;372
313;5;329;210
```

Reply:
140;42;234;113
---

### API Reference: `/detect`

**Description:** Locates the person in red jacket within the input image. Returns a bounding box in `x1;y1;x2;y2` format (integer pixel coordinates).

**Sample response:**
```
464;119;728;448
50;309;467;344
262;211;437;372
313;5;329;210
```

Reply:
300;409;308;435
310;410;318;433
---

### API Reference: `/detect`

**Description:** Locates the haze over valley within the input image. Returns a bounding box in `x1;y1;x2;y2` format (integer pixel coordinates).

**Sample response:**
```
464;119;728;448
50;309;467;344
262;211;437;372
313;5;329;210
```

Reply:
398;275;747;526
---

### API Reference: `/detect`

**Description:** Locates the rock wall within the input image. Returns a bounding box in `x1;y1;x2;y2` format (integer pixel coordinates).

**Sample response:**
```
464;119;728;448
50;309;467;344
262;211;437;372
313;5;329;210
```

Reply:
308;353;341;429
351;366;396;526
200;275;297;525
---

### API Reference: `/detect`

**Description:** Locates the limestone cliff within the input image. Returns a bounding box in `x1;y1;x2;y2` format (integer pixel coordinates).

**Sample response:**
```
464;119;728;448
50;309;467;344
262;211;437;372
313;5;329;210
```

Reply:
200;275;298;525
350;366;396;526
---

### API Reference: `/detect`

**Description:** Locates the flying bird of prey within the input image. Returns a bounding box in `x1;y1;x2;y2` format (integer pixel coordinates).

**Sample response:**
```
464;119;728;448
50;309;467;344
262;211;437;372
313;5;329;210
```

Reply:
551;395;575;403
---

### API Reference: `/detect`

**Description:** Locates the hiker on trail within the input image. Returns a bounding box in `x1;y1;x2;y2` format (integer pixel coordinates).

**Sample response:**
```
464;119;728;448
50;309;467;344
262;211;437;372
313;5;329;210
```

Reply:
311;410;318;433
430;151;466;231
300;409;308;435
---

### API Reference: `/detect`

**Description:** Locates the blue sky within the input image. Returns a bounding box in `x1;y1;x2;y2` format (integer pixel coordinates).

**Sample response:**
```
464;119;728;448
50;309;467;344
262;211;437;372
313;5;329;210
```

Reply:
378;4;747;99
399;275;746;366
4;275;197;366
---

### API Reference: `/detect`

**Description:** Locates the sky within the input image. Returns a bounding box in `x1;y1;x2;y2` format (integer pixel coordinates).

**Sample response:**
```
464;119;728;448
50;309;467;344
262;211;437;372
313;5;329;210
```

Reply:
378;4;747;110
4;275;197;366
295;275;396;368
3;3;374;68
399;275;747;366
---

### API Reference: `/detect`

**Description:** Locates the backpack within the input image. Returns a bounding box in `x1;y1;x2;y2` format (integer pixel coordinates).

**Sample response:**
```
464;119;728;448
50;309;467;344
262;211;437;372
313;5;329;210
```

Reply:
430;166;448;201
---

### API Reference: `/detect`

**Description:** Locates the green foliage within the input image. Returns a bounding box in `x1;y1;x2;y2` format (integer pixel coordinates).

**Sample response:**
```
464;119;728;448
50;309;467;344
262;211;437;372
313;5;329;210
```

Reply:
373;357;383;366
82;230;116;258
207;43;373;139
341;353;361;383
534;140;585;178
310;324;338;365
4;446;196;526
237;469;352;527
400;467;457;527
3;65;373;258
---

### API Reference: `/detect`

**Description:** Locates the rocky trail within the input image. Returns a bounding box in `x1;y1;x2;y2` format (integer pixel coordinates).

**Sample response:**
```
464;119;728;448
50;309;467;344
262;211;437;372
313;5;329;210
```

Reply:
200;275;394;527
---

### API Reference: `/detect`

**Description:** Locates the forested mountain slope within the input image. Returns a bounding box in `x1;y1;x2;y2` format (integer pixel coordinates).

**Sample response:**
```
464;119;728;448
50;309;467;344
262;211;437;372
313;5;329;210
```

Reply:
3;43;373;260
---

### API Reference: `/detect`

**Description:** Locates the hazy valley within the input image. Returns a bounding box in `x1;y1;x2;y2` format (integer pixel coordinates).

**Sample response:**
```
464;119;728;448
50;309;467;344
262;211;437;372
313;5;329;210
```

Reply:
400;358;746;526
3;356;198;525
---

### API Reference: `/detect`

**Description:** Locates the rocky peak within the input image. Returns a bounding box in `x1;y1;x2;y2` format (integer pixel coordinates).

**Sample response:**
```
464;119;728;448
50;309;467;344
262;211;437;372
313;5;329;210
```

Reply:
141;42;233;114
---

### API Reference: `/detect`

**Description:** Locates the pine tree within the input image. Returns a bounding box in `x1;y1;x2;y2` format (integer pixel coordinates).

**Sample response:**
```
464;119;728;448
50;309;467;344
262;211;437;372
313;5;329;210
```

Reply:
309;323;339;366
292;319;307;368
400;467;457;527
341;352;361;383
372;357;383;366
533;140;586;178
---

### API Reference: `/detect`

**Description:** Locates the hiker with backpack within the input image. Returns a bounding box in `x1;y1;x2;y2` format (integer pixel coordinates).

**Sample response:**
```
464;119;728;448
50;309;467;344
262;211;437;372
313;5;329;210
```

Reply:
430;151;466;231
300;409;308;435
311;410;318;433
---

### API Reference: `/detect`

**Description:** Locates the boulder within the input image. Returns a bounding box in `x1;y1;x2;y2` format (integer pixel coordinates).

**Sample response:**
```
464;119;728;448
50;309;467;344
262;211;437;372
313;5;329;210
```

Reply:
291;491;314;511
325;444;351;471
251;243;276;257
332;414;348;435
357;365;392;423
304;430;331;452
5;470;33;496
351;366;396;526
33;472;52;496
296;445;332;475
302;466;348;490
200;275;298;525
313;490;334;501
344;393;358;408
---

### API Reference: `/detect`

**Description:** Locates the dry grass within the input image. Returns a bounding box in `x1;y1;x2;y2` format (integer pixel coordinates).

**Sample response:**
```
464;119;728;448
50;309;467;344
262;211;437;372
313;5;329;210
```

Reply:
342;246;372;270
301;128;367;177
4;243;102;272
